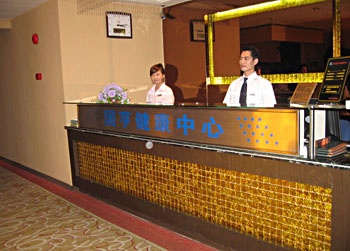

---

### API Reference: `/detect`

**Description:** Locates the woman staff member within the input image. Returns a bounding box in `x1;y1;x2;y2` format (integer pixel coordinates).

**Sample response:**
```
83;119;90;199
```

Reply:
146;63;175;105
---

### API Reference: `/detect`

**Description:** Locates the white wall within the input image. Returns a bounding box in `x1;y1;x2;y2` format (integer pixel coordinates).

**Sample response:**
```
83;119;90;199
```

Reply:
0;0;164;185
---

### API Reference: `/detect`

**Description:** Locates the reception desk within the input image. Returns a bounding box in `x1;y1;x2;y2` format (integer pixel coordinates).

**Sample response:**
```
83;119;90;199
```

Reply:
66;104;349;251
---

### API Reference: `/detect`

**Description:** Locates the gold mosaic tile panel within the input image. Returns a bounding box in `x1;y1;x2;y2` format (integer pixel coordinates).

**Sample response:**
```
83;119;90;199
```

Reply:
76;141;332;251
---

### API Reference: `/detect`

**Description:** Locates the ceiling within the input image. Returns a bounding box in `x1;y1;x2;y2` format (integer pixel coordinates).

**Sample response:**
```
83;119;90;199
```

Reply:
0;0;190;19
0;0;48;19
0;0;349;32
177;0;350;31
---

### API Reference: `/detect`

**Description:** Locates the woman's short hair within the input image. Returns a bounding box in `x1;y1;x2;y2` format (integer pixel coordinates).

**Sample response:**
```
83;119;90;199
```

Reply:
150;63;165;76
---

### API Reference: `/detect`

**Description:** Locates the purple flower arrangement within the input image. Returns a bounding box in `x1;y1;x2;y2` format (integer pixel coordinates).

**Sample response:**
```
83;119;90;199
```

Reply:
97;83;129;104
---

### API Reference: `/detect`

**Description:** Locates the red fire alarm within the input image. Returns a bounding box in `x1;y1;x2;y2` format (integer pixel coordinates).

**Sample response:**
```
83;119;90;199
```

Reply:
32;33;39;44
35;73;42;80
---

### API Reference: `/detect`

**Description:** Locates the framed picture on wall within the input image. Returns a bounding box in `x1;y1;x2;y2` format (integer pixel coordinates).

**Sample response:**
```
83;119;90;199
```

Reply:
106;12;132;38
190;19;214;42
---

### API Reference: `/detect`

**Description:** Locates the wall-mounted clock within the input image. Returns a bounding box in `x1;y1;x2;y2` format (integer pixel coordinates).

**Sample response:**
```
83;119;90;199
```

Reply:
106;12;132;38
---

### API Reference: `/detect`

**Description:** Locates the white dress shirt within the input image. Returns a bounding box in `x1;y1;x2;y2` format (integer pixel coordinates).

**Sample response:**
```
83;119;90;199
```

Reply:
223;72;276;107
146;83;175;105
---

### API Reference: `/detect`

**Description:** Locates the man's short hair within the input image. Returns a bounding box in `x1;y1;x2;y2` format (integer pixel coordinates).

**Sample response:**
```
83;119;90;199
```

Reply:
241;46;260;60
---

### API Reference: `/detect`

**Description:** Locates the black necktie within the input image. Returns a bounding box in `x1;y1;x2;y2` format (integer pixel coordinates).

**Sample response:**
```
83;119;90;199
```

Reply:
239;77;248;106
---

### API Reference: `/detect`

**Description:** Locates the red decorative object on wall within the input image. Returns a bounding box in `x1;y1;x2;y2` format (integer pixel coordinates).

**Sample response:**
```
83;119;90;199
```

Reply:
32;33;39;44
35;73;42;80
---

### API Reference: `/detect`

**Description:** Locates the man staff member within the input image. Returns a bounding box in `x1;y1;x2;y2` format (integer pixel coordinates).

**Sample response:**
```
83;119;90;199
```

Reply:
223;46;276;107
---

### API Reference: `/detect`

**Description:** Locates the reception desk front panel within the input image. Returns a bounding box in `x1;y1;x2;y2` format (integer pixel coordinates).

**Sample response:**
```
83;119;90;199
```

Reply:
66;104;349;251
78;104;300;155
73;139;332;251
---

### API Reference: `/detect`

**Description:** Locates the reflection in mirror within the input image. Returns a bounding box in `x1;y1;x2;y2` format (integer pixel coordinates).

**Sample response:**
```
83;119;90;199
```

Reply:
205;0;349;80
